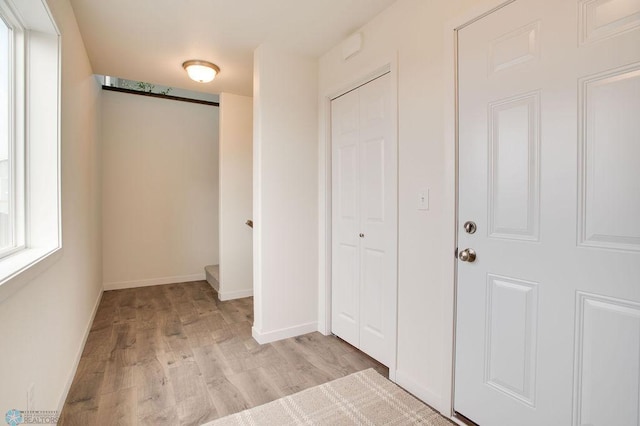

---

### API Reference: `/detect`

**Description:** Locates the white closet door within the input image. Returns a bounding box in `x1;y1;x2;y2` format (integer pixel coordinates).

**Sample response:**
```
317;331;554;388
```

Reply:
331;87;361;347
357;74;396;366
331;73;397;367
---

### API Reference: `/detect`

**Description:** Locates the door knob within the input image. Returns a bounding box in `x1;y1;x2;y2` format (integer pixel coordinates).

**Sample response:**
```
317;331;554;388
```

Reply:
458;248;476;263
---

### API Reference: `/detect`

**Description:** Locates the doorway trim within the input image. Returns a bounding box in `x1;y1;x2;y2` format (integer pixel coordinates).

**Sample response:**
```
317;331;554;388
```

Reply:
318;56;399;381
442;0;521;420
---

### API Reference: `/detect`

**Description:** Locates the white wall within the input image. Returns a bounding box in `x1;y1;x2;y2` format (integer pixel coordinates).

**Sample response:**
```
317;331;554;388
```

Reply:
0;0;102;412
219;92;253;300
253;43;319;343
318;0;494;415
102;91;219;290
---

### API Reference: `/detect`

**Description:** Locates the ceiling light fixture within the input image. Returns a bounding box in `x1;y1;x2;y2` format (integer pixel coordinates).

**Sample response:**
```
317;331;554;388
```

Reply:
182;60;220;83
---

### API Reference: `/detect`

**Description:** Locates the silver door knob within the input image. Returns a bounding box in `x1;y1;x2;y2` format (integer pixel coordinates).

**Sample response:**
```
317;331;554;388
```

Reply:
458;248;476;262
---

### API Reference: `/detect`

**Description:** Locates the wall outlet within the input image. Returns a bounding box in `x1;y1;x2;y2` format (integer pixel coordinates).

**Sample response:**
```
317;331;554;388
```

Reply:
418;189;429;211
27;383;35;411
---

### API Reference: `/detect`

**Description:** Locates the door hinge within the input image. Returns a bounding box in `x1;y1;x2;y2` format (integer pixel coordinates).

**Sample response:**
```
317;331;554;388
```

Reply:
454;247;459;259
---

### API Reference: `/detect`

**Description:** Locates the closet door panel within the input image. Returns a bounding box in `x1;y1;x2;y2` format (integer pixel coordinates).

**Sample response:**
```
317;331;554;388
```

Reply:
358;73;397;366
331;89;361;346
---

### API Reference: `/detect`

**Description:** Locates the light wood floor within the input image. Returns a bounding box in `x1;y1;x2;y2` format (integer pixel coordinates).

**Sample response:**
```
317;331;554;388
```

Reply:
59;281;387;425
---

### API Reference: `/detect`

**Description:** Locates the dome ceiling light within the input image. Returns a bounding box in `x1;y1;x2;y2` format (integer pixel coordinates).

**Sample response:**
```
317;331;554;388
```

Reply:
182;60;220;83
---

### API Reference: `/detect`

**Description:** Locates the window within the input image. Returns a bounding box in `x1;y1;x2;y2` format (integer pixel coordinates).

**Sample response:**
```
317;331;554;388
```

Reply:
0;17;12;252
0;10;25;259
0;0;61;302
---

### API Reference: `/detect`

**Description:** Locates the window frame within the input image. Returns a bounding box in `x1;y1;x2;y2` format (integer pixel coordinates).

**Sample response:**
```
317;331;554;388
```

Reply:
0;7;25;259
0;0;62;303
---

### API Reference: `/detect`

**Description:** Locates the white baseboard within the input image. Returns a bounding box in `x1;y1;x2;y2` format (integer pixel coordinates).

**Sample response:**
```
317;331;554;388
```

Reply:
395;369;444;414
218;288;253;301
252;321;317;344
57;287;103;413
103;273;205;290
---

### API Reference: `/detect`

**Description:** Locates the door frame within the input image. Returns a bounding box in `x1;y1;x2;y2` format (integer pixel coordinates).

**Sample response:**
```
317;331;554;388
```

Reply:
319;58;399;381
442;0;519;421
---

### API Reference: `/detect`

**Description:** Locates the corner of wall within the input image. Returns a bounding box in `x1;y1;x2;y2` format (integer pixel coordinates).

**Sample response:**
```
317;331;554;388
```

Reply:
252;43;319;339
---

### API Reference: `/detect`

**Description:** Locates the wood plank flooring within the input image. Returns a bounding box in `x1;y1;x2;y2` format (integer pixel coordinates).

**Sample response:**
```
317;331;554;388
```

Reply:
59;281;387;425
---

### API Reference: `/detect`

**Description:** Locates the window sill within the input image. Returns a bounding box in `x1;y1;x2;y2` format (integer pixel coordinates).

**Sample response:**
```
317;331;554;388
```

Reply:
0;246;62;304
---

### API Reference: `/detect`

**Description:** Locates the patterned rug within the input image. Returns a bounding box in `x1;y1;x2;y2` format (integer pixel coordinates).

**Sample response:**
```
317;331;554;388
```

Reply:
202;368;452;425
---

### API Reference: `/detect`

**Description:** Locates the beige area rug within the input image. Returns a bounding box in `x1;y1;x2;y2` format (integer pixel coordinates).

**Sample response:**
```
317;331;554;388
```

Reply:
203;368;452;425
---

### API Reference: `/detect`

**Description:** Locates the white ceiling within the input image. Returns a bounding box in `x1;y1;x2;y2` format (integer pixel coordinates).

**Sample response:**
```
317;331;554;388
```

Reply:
69;0;398;96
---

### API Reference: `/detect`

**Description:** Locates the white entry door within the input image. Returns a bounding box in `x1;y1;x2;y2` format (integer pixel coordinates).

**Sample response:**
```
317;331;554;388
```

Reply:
331;72;397;367
455;0;640;424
